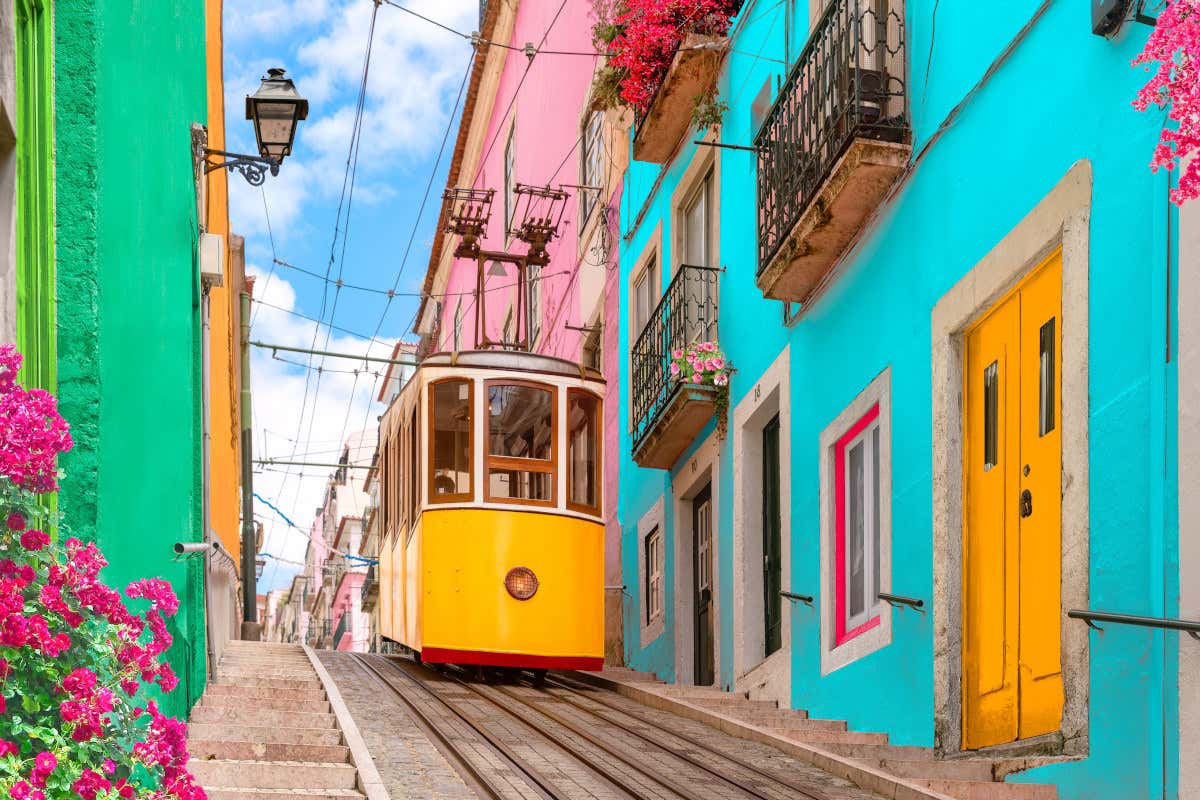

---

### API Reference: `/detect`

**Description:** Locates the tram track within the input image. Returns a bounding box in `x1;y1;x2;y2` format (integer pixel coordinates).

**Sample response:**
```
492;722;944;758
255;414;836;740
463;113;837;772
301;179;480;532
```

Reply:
367;654;871;800
353;653;663;800
347;654;562;800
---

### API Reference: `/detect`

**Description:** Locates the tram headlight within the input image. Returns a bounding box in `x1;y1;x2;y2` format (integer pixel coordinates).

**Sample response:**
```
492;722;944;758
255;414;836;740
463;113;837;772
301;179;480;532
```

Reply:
504;566;539;600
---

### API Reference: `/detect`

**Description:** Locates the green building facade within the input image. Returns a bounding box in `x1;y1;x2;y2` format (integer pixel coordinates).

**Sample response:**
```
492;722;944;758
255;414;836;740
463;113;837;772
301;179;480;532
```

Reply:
48;0;210;715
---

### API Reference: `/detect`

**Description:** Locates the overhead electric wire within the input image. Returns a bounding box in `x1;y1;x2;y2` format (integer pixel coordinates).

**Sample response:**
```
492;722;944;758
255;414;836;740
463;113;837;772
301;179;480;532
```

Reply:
270;0;382;566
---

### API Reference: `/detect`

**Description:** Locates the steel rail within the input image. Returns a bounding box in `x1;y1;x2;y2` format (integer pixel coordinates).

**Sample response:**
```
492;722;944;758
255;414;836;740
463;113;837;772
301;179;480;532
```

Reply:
542;673;832;800
375;656;648;800
347;654;561;800
408;657;710;800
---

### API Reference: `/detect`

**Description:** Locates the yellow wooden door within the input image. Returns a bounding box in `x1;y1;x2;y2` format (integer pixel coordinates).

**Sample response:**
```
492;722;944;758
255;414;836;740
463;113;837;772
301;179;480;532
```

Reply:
963;252;1064;749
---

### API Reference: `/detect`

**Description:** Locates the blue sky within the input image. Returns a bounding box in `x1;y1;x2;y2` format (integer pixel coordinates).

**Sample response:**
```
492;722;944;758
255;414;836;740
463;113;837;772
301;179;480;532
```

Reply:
222;0;478;591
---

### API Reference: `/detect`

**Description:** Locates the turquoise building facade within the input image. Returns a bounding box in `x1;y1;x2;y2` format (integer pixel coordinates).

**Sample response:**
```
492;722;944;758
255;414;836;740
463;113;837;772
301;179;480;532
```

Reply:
617;3;1183;798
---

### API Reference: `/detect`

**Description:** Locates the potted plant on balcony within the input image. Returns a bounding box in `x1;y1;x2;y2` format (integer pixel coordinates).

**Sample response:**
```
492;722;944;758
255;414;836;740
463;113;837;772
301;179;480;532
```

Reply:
590;0;743;163
671;341;732;437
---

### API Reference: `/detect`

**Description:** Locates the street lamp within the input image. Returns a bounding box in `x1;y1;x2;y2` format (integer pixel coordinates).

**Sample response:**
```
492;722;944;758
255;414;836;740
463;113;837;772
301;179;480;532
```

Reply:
202;68;308;186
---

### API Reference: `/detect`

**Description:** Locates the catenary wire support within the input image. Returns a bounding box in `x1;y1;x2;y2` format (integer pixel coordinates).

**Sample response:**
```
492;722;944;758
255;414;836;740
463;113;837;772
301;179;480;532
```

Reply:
692;140;760;153
249;340;420;367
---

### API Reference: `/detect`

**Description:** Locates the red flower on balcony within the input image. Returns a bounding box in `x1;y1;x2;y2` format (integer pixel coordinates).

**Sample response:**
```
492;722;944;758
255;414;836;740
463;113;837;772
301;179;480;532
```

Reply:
592;0;742;113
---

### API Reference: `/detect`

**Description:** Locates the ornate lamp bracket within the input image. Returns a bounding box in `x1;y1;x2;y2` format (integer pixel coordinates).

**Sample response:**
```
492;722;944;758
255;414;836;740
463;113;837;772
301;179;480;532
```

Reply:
200;147;281;187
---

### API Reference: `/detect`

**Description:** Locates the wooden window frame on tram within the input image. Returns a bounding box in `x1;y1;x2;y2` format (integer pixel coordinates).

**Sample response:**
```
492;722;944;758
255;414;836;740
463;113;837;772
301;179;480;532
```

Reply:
406;400;420;541
565;387;603;517
483;378;558;509
427;377;475;505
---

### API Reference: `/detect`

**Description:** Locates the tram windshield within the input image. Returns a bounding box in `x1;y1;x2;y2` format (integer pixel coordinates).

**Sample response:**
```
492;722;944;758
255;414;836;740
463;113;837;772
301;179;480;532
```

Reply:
486;382;555;503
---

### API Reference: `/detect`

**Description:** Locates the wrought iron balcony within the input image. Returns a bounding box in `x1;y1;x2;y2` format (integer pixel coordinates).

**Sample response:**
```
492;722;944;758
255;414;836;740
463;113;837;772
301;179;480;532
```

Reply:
755;0;909;303
332;613;350;650
631;264;720;469
360;564;379;611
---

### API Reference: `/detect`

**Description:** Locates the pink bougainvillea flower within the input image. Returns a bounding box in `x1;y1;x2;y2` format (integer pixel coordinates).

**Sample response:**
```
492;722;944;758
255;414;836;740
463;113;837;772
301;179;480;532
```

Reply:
72;768;112;800
6;512;25;531
1133;0;1200;204
0;739;17;758
9;781;31;800
30;751;56;788
714;373;729;386
19;529;49;550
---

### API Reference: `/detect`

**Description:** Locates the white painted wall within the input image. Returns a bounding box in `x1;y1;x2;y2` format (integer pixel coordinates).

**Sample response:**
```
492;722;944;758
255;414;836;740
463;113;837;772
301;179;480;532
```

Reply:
1177;166;1200;799
0;5;17;343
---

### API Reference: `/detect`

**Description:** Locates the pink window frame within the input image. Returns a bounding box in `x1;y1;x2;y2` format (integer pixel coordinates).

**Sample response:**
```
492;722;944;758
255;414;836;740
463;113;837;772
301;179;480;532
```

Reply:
834;402;881;647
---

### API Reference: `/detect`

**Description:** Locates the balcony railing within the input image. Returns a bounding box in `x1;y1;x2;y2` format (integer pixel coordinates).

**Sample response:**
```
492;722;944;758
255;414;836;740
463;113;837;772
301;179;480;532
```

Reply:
755;0;908;295
332;614;350;649
360;564;379;611
631;264;719;466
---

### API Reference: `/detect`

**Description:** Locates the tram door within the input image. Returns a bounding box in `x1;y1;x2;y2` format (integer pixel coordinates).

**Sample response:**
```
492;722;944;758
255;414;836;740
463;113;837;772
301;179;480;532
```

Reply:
693;484;715;686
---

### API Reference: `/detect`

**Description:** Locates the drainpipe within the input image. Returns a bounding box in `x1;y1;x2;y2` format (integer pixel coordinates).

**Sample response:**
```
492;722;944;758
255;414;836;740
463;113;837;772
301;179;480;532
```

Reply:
239;290;260;639
200;286;219;673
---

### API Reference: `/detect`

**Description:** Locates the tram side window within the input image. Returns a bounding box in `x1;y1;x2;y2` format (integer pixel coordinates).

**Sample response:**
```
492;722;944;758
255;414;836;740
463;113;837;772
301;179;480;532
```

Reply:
567;390;601;514
408;403;419;526
486;382;555;504
398;422;409;534
430;380;473;502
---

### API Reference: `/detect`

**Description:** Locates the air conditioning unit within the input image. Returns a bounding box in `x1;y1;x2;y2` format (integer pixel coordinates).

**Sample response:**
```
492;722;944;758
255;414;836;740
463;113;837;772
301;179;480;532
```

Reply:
199;231;226;287
1093;0;1132;36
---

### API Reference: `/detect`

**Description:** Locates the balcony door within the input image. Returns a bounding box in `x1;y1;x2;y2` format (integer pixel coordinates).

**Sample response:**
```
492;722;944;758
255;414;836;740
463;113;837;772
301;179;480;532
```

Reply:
963;252;1063;749
681;171;717;343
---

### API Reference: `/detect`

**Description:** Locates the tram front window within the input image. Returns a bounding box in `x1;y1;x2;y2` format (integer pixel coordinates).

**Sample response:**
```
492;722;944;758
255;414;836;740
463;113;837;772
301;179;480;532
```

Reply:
486;382;555;504
430;380;473;501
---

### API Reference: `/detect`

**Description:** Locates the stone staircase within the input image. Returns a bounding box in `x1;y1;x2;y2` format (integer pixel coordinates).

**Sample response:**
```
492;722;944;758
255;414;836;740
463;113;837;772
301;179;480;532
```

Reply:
187;641;365;800
583;668;1063;800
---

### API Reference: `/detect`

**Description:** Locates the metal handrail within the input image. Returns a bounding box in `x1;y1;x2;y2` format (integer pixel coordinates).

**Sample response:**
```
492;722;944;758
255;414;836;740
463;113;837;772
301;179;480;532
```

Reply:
1068;609;1200;640
879;592;923;610
631;264;721;452
754;0;909;275
780;590;813;607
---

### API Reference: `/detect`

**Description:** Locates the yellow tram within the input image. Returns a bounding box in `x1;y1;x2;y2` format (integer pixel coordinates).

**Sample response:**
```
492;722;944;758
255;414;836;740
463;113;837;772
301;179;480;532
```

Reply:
376;349;605;671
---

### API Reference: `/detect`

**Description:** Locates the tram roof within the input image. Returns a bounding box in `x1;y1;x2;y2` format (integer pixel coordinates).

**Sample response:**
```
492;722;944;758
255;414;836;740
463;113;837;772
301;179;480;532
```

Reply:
418;350;604;383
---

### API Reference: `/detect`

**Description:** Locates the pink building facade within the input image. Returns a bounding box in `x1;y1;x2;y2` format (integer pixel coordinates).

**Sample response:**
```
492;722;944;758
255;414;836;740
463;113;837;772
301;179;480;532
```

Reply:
415;0;630;661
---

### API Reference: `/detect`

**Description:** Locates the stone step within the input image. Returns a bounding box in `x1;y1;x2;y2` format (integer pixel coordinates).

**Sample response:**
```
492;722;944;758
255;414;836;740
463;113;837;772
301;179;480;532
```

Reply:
188;739;350;764
222;645;308;655
914;779;1058;800
189;706;336;729
188;759;357;790
217;661;314;671
878;758;998;782
187;723;344;747
218;657;314;671
217;669;320;682
211;675;323;691
818;742;935;761
204;789;362;800
689;696;780;711
736;712;846;730
202;684;328;703
200;694;330;714
767;727;890;745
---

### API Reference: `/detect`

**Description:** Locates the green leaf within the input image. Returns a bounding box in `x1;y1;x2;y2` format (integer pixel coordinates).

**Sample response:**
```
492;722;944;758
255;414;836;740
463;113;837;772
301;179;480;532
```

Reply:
20;695;37;714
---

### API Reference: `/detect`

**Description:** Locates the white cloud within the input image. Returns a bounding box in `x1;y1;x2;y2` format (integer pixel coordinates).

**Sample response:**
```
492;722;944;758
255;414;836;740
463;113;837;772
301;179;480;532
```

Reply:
224;0;336;41
245;265;395;591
